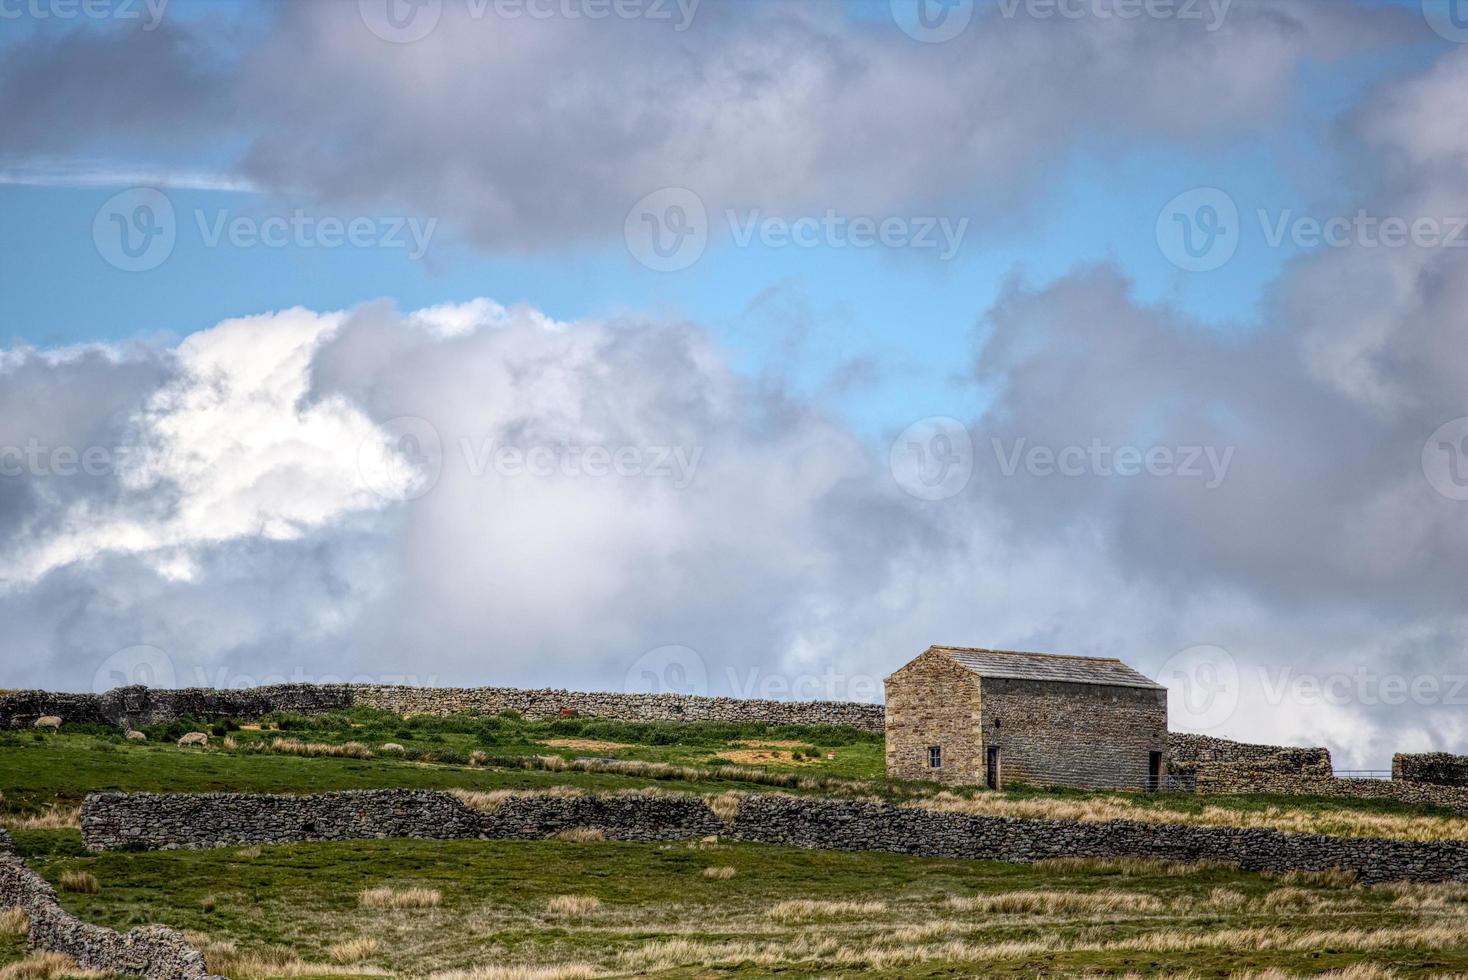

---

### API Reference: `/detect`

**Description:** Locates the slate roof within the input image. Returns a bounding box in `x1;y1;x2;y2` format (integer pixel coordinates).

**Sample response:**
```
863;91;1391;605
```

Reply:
927;646;1164;690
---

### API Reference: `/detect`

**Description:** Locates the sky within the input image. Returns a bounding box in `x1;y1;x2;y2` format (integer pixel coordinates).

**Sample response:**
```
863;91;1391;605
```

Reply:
0;0;1465;768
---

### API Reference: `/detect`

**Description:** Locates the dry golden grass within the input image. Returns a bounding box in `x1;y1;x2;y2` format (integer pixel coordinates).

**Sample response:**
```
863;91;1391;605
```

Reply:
265;737;374;760
946;889;1165;915
0;907;28;937
450;786;583;813
58;871;99;895
358;886;442;910
913;790;1468;842
545;895;602;918
1208;887;1249;910
469;751;488;767
702;866;737;880
540;738;633;752
1;807;80;831
426;966;601;980
706;791;742;827
191;934;389;979
551;828;606;842
326;937;381;964
1373;880;1468;909
766;899;887;922
1260;887;1320;912
0;953;105;980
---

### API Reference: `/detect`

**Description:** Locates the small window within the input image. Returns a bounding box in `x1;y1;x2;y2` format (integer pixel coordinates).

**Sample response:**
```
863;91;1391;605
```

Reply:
927;745;942;769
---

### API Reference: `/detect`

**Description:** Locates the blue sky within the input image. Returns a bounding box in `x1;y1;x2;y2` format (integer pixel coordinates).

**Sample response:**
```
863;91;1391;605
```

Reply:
0;0;1448;441
1;0;1466;765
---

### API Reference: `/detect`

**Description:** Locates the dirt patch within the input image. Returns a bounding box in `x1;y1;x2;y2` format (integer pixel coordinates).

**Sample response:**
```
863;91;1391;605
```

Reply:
715;749;820;767
541;738;634;752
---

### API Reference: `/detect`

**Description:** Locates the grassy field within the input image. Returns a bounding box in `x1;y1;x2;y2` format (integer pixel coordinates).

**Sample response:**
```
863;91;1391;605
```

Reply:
4;713;1468;978
3;716;1465;841
7;829;1468;978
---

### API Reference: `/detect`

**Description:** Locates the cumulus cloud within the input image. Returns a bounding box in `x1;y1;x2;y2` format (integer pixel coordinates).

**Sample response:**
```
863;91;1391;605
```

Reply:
1;262;1463;768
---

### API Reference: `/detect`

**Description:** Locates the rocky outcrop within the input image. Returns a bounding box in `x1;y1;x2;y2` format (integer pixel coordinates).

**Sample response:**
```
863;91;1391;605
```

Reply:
80;788;1468;885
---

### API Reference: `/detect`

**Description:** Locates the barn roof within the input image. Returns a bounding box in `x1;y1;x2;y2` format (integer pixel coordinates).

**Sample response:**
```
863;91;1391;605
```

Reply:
927;646;1165;690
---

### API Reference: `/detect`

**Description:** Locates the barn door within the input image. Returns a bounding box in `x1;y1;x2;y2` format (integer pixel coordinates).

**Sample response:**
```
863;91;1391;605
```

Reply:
985;747;1000;790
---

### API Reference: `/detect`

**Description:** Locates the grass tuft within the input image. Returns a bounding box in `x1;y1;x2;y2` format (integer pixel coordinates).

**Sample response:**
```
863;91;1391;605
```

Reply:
58;871;99;895
545;894;602;918
359;886;441;910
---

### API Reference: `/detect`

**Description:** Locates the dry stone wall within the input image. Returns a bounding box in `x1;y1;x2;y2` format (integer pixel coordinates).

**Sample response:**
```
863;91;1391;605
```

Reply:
1167;732;1333;778
80;788;1468;884
1394;752;1468;787
0;856;220;980
0;683;884;732
1195;766;1468;815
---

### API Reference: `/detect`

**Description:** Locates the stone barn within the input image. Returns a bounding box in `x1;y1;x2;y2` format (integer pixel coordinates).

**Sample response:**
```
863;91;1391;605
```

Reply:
884;646;1169;791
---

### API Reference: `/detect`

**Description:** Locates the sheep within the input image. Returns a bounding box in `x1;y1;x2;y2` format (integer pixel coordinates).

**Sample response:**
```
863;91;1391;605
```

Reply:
125;730;147;741
380;742;406;753
177;732;209;748
33;716;61;731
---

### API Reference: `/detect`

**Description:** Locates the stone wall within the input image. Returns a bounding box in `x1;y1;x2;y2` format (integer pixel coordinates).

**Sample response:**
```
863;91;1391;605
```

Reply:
1394;752;1468;787
80;788;1468;884
978;677;1168;791
1195;766;1468;815
0;683;885;732
0;856;220;979
1167;732;1334;779
81;789;725;850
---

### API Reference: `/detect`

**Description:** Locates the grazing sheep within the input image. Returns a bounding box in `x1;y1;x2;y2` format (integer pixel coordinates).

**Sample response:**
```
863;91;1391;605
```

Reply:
380;742;406;753
32;716;61;731
177;732;209;748
125;730;147;741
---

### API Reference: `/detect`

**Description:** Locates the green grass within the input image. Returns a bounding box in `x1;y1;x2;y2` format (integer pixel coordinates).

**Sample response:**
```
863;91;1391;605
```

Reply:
10;829;1468;978
5;716;1468;977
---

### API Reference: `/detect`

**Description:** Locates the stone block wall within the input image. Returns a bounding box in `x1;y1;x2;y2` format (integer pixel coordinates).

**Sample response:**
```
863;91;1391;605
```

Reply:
1394;752;1468;787
0;856;220;980
884;649;982;783
0;683;885;732
79;788;1468;884
978;677;1168;791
